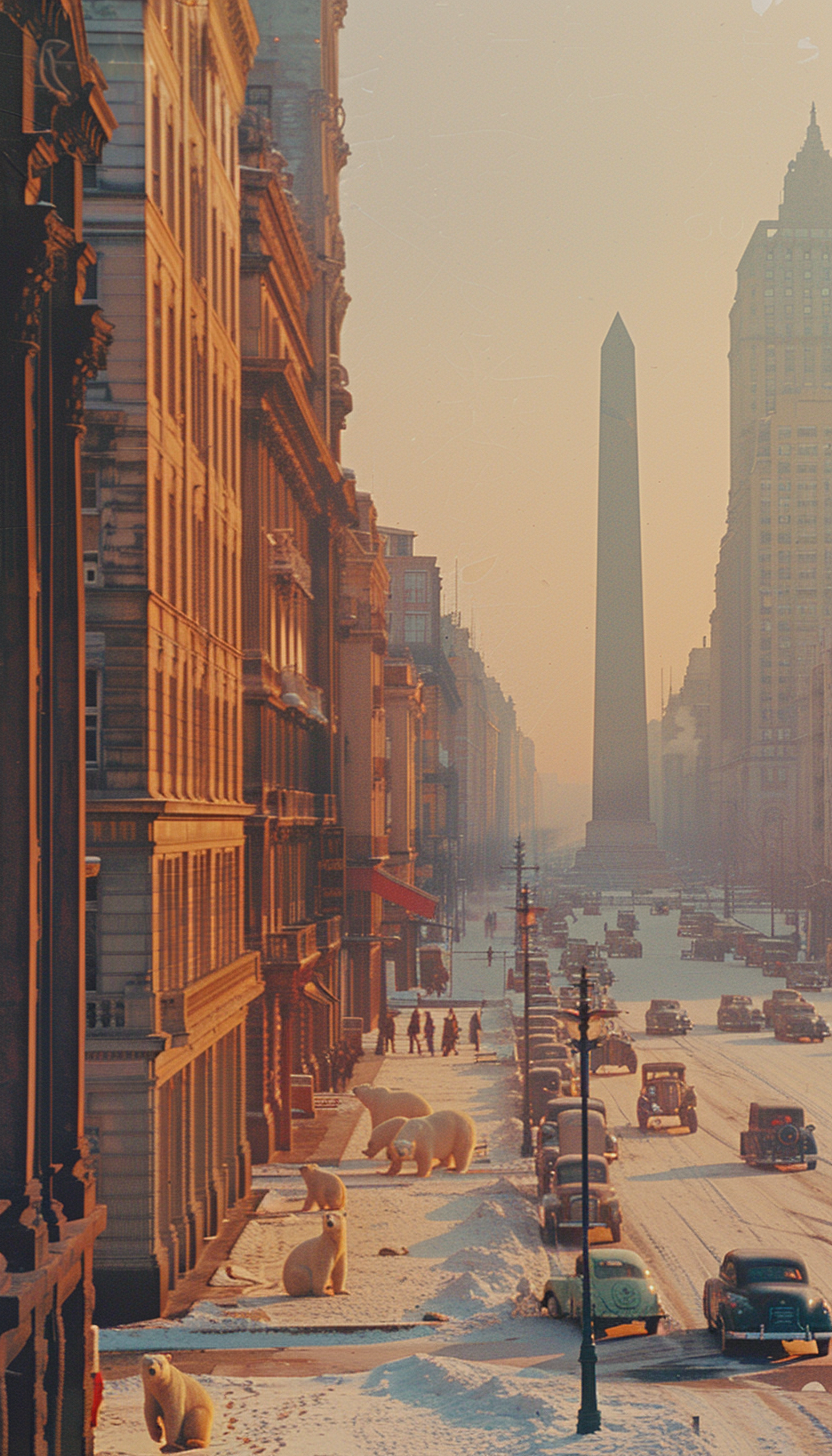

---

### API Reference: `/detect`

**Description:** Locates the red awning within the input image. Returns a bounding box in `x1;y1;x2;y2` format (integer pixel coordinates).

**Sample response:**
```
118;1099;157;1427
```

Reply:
346;865;438;919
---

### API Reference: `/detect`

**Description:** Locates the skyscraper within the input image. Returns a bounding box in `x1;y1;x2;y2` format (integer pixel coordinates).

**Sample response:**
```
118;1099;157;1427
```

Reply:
575;315;667;887
710;109;832;879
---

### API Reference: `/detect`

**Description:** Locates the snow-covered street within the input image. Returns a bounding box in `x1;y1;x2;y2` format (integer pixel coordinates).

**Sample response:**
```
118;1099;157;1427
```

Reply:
95;896;832;1454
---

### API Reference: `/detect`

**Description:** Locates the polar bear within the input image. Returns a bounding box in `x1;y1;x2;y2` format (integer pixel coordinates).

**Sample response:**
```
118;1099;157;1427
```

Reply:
140;1353;213;1451
392;1110;477;1178
299;1163;346;1211
352;1083;432;1129
282;1209;348;1296
362;1115;407;1174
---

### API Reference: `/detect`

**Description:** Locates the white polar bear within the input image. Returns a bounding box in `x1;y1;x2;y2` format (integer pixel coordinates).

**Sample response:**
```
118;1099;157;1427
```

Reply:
282;1209;348;1297
392;1110;477;1178
362;1115;407;1173
352;1083;432;1129
140;1353;214;1451
299;1163;346;1211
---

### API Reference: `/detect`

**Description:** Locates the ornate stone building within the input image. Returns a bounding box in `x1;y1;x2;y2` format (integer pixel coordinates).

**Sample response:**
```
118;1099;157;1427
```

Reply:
0;0;113;1446
80;0;261;1323
238;112;354;1158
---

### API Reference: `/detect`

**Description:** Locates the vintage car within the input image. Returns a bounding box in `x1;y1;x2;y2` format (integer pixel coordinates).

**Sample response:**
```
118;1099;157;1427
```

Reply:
583;897;602;916
717;994;765;1033
773;1008;831;1043
537;1108;609;1197
740;1103;817;1169
703;1249;832;1354
542;1248;664;1337
786;963;828;992
617;910;639;934
760;938;799;976
528;1065;563;1122
560;940;590;972
567;958;615;989
541;1097;618;1162
589;1028;637;1074
605;929;643;959
644;999;692;1036
762;989;813;1028
637;1062;698;1133
650;901;670;916
538;1153;622;1245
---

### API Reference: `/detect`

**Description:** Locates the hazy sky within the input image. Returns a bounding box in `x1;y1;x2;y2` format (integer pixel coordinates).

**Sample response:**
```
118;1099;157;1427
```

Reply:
338;0;832;784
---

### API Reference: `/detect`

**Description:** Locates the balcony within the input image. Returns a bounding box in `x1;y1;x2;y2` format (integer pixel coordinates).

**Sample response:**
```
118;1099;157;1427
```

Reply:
315;792;338;823
266;787;318;821
280;667;328;723
158;952;261;1038
267;529;313;599
316;915;342;951
264;924;319;968
86;992;154;1036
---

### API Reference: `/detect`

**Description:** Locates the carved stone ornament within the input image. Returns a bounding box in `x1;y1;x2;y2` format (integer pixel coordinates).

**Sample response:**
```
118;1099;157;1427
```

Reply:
65;301;114;433
4;204;76;356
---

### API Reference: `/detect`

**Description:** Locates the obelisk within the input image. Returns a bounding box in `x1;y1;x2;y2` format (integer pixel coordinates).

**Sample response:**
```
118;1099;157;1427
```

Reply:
574;315;668;887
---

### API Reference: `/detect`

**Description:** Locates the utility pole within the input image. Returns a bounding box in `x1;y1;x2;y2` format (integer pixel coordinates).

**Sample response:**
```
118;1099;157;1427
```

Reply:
520;885;533;1157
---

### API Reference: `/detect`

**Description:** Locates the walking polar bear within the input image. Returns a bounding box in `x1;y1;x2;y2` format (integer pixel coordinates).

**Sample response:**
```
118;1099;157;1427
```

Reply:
363;1115;407;1173
353;1083;432;1128
392;1110;477;1178
299;1163;346;1211
140;1352;214;1451
282;1209;348;1297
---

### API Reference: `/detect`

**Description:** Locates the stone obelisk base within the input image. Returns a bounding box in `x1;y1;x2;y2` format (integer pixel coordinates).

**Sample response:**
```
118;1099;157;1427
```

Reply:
573;820;670;889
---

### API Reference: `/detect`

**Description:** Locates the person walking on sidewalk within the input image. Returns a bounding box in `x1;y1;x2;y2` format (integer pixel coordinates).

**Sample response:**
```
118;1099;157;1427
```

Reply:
468;1007;482;1053
384;1011;396;1053
407;1007;423;1055
442;1008;459;1057
424;1010;435;1056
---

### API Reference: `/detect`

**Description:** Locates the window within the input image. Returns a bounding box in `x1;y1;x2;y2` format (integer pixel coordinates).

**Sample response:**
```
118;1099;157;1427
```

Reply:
86;668;101;766
246;85;272;120
404;571;427;604
151;84;161;207
167;304;176;418
85;876;98;991
81;464;98;511
404;613;428;644
83;551;100;587
152;279;163;400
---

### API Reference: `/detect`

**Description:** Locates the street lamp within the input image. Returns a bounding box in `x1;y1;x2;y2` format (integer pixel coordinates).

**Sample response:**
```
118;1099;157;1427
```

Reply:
557;965;609;1436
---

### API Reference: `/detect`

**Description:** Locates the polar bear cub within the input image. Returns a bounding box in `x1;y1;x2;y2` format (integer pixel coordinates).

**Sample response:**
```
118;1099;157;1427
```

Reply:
362;1115;407;1174
140;1352;214;1451
352;1083;432;1129
282;1209;348;1297
300;1163;346;1211
392;1110;477;1178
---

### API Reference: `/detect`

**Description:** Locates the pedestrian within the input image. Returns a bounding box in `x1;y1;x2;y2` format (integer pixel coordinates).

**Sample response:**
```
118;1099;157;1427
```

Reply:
487;945;493;966
384;1011;396;1053
468;1007;482;1053
407;1007;422;1055
424;1010;435;1055
442;1008;459;1057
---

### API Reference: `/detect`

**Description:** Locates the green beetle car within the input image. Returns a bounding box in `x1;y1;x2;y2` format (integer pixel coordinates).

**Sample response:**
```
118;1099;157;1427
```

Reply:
540;1248;665;1338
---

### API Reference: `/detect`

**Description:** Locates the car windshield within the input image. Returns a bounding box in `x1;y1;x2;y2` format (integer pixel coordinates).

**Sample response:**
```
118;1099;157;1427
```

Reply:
593;1260;643;1280
743;1261;805;1284
556;1158;607;1185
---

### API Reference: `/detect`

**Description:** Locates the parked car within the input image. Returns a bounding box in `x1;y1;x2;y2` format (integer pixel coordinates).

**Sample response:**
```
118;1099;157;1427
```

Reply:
538;1153;622;1244
703;1249;832;1354
528;1065;563;1122
760;938;799;976
650;901;670;916
542;1248;664;1337
637;1062;698;1133
539;1096;618;1162
717;994;765;1033
605;929;643;958
762;989;813;1028
740;1103;817;1169
589;1028;637;1074
617;910;639;934
773;1008;831;1043
644;999;692;1036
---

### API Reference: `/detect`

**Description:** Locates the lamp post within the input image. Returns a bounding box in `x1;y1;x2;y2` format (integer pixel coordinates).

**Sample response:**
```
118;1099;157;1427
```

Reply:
559;965;608;1436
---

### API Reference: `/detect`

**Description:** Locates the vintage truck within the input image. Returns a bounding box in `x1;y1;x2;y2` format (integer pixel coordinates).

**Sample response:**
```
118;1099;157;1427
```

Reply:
762;988;813;1028
772;1007;831;1043
536;1105;613;1198
538;1152;622;1244
541;1248;665;1337
644;999;693;1036
716;994;765;1033
637;1062;698;1133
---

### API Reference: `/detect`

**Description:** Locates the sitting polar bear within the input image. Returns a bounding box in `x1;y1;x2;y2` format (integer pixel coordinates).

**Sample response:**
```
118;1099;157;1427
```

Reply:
300;1163;346;1211
353;1083;432;1129
392;1110;477;1178
282;1209;348;1297
363;1115;407;1174
140;1352;213;1451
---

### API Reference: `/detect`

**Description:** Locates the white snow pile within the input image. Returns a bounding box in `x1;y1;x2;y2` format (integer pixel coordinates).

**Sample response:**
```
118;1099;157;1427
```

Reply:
422;1187;543;1317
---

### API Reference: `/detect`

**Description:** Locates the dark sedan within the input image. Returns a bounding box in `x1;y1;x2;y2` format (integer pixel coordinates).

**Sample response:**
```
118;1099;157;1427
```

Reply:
704;1249;832;1354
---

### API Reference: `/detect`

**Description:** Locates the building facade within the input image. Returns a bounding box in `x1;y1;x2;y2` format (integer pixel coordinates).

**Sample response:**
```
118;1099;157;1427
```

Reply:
238;111;354;1158
0;0;113;1446
711;111;832;882
661;643;712;872
80;0;262;1324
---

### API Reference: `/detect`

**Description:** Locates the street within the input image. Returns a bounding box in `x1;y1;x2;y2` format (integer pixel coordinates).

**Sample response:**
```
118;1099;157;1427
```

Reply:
94;896;832;1454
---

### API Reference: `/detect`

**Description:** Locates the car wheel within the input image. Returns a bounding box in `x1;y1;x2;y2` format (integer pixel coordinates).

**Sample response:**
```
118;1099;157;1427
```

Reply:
644;1317;660;1336
720;1321;735;1354
686;1109;698;1134
541;1216;556;1246
808;1160;817;1171
593;1317;607;1340
637;1116;648;1132
816;1338;830;1357
610;1217;622;1243
545;1293;562;1320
